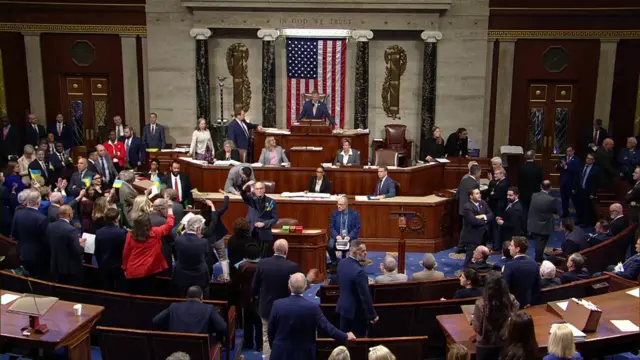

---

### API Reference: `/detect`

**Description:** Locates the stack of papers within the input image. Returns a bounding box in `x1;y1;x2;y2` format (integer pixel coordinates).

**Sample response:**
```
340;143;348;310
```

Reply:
213;160;240;167
251;163;263;167
1;293;21;305
281;192;331;198
550;323;586;338
626;288;639;297
265;128;291;135
435;158;450;163
610;320;639;332
500;146;524;155
82;233;96;254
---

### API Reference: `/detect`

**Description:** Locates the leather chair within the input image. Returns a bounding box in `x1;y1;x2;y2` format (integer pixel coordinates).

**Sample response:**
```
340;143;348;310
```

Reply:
237;149;247;163
275;218;299;228
383;124;413;166
263;181;276;193
374;149;399;167
301;92;329;106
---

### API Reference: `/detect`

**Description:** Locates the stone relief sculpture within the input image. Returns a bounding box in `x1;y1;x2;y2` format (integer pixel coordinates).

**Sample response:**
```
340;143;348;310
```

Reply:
381;45;407;120
225;43;252;114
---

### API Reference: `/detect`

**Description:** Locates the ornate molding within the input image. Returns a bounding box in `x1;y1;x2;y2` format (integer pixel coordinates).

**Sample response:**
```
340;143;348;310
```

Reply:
225;43;252;114
381;45;407;120
280;28;351;38
420;30;443;43
257;28;280;41
190;28;212;40
489;29;640;39
0;22;145;34
351;30;373;42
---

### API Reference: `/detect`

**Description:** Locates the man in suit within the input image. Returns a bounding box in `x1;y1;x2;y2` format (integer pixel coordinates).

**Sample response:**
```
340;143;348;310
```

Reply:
118;170;138;228
251;239;316;357
557;145;581;217
96;144;118;186
173;214;215;295
372;166;396;199
518;150;544;215
153;285;227;340
504;236;540;307
163;188;186;223
163;160;193;205
461;188;494;267
112;114;126;141
595;138;616;188
455;164;481;253
25;113;46;148
467;245;492;274
49;113;73;152
587;220;612;247
328;196;362;266
12;190;50;279
375;255;408;283
224;164;255;195
227;110;263;162
497;187;526;245
95;207;127;292
334;138;361;166
485;168;508;251
573;153;600;226
528;180;558;263
336;240;378;337
549;218;589;262
609;238;640;280
560;253;590;284
241;181;278;257
1;116;21;167
411;253;445;281
87;149;100;175
123;126;146;169
48;190;84;223
608;203;628;236
49;205;86;286
28;148;51;186
142;112;166;149
296;90;337;126
69;158;96;197
269;273;353;360
618;137;639;184
492;241;513;271
584;118;608;152
50;142;73;186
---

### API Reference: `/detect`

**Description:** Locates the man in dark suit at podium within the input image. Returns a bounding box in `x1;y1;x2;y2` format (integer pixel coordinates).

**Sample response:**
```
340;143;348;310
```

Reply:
297;90;337;126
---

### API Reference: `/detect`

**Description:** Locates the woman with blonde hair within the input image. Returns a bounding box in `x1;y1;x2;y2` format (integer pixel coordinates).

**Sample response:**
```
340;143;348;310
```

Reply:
329;346;351;360
130;195;152;222
259;136;289;166
188;118;215;162
368;345;396;360
17;144;35;183
543;324;582;360
447;344;470;360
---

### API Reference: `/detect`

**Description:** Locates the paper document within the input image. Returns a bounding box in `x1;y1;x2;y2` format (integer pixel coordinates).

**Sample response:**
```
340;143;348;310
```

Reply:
435;158;450;163
499;145;524;155
148;185;159;198
550;323;586;337
181;212;195;225
355;196;369;201
556;301;569;311
82;233;96;254
626;288;639;298
610;320;639;332
1;293;20;305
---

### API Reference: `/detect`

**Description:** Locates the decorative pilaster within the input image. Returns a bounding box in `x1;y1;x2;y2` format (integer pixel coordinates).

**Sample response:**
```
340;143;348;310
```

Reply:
190;28;212;124
594;39;619;128
22;32;46;125
258;29;280;128
352;30;373;129
419;31;442;161
120;34;140;137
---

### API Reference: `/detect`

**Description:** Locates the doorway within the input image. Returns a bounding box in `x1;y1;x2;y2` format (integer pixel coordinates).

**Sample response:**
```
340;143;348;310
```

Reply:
61;76;110;150
527;83;575;184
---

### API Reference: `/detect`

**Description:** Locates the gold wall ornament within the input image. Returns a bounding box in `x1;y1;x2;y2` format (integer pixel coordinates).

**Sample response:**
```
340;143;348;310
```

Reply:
381;45;406;120
225;43;251;115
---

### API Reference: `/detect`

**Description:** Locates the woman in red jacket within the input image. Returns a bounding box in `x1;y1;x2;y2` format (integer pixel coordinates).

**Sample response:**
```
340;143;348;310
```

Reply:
103;129;126;171
123;204;175;295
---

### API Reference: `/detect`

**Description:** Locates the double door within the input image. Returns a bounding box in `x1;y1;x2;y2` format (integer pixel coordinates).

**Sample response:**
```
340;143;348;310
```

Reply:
61;76;110;149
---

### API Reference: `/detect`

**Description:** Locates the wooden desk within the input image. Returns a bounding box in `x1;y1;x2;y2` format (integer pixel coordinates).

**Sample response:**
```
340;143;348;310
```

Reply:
197;193;454;253
180;158;445;196
437;288;640;357
442;157;491;189
1;290;104;360
254;131;370;167
272;229;327;282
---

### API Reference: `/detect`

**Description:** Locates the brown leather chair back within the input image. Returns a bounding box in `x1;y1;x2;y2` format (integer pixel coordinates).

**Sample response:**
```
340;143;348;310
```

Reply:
384;124;408;150
374;149;399;167
238;149;247;163
263;181;276;193
301;92;329;106
275;218;299;228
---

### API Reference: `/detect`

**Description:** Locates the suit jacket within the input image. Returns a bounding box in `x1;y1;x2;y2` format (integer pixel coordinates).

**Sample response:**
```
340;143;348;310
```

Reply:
501;200;526;242
87;159;99;175
307;176;332;194
28;159;51;185
251;255;300;319
241;191;278;241
336;256;377;321
152;299;227;336
48;219;83;277
616;253;640;280
517;161;544;206
210;195;230;240
103;140;126;166
25;124;46;147
557;155;581;189
69;170;96;198
224;164;255;193
504;255;540;307
49;151;73;184
374;176;396;198
540;277;561;289
444;132;468;157
1;125;22;160
47;199;78;223
95;224;127;270
269;295;346;360
584;126;608;148
330;208;361;240
163;173;193;205
420;137;445;160
560;229;589;256
227;119;258;150
334;149;361;166
618;148;639;175
49;122;73;150
13;207;50;265
215;148;240;162
485;178;508;217
119;181;137;228
123;136;146;167
96;155;118;184
456;175;480;215
375;272;408;283
142;123;166;149
228;234;257;269
560;269;590;284
492;257;512;272
527;191;558;235
587;232;612;247
259;146;289;166
411;269;445;281
173;232;214;291
297;100;336;126
609;216;629;237
575;164;600;195
468;259;492;274
461;200;494;246
595;146;615;185
454;287;483;299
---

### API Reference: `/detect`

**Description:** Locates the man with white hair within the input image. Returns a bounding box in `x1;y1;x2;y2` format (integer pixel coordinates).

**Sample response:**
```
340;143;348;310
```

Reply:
619;137;639;184
173;214;215;296
242;180;278;257
118;170;137;228
375;255;408;283
539;260;560;288
268;272;354;359
47;189;85;222
608;203;629;237
12;190;49;278
68;157;95;197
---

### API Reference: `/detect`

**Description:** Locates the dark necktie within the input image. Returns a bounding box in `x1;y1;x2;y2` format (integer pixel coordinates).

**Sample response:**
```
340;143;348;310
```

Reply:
581;166;590;188
101;157;109;182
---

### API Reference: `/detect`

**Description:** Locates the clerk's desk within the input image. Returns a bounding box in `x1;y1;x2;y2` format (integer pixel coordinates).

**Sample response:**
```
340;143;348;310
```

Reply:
194;192;454;253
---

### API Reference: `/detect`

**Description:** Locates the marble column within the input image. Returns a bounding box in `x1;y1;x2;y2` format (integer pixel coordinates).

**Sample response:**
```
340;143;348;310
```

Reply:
594;39;619;128
418;31;442;161
120;35;141;136
190;28;212;123
258;29;279;128
494;39;516;155
23;32;46;125
351;30;373;129
140;35;150;130
482;39;495;156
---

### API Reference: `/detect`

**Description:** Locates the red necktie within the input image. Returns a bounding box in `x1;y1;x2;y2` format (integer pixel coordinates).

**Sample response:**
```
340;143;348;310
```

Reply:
174;177;181;202
594;130;599;144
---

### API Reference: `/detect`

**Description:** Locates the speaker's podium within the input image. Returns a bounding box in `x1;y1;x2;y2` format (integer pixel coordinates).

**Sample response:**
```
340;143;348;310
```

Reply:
291;119;332;134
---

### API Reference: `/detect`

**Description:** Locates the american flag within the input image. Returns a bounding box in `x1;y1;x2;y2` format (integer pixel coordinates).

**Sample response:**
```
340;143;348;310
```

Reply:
286;38;347;128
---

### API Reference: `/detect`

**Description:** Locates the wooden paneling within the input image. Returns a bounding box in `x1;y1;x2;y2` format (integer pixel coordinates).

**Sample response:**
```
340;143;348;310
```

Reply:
41;33;124;128
0;32;29;126
610;40;640;146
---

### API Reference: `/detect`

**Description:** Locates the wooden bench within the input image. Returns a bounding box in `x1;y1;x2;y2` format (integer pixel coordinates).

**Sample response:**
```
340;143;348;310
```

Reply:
98;326;221;360
0;235;19;270
316;336;429;360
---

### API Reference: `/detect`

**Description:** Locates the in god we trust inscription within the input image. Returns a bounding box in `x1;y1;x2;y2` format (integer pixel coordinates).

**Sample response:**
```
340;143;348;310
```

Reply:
279;17;353;26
